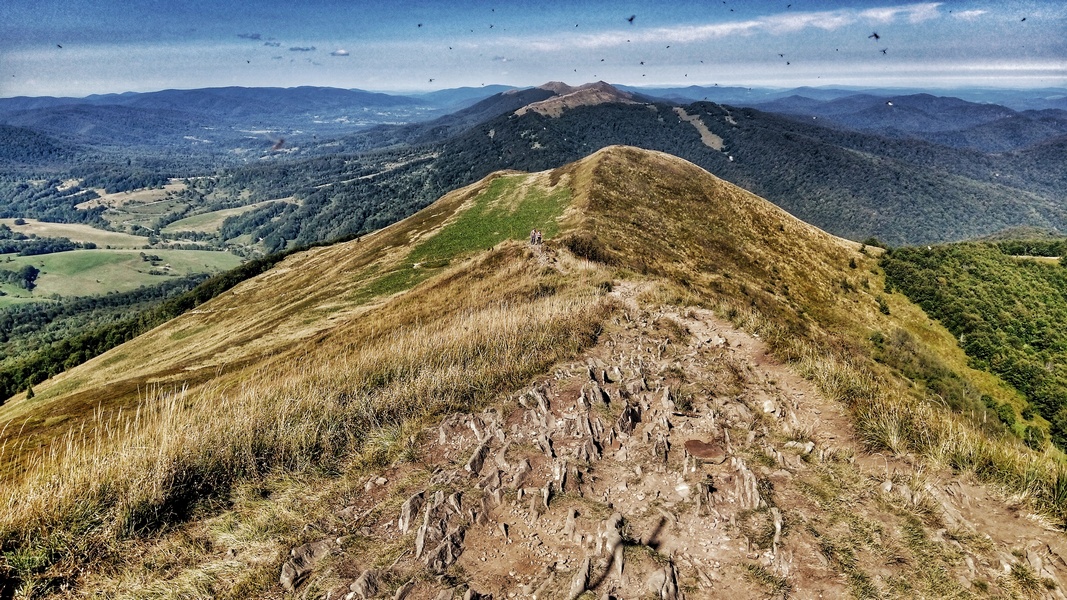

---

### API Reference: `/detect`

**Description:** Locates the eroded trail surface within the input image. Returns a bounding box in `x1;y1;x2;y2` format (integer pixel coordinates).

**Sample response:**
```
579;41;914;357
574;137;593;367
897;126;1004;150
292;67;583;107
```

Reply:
280;282;1067;599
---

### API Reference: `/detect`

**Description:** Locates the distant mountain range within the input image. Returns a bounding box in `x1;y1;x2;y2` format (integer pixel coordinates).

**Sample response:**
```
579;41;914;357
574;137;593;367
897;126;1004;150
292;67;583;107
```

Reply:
1;81;1065;247
246;81;1064;246
618;84;1067;111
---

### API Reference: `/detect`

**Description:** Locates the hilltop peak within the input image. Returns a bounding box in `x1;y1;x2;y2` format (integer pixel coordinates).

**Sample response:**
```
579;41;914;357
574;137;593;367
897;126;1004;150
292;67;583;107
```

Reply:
518;81;638;117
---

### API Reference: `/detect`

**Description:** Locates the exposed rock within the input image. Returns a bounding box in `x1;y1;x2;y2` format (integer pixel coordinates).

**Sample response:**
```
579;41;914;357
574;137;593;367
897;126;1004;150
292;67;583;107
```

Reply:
349;569;380;599
732;458;763;510
652;432;670;463
616;401;642;435
425;526;467;574
512;458;532;490
784;440;815;455
575;437;601;462
479;468;502;493
646;561;681;599
563;508;578;539
771;507;783;554
588;381;610;405
463;587;490;600
398;491;425;534
601;513;626;579
393;579;415;600
465;439;492;476
567;557;592;600
695;477;715;515
536;433;555;458
279;539;332;591
683;439;727;465
415;491;448;559
531;387;551;414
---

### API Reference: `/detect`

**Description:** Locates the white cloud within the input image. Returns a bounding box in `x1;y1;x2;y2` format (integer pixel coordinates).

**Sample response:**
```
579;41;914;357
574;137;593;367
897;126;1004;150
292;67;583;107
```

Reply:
521;3;945;51
330;49;349;56
951;10;988;21
859;4;941;24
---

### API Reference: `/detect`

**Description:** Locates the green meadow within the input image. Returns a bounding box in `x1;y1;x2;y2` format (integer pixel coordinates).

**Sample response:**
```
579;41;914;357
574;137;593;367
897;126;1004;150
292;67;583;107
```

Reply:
0;249;243;304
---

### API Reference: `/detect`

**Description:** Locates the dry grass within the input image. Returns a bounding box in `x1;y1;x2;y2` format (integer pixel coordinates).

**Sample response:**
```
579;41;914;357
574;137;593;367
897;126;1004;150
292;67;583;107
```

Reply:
4;145;1066;596
0;242;613;592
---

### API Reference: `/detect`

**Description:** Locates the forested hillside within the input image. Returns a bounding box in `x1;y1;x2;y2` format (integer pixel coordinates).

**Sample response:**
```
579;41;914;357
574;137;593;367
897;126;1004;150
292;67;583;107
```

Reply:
223;98;1066;248
883;242;1067;448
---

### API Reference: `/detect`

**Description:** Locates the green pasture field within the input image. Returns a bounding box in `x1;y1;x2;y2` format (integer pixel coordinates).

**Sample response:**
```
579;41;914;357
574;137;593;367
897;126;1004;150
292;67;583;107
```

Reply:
0;218;149;248
162;199;292;234
0;249;242;304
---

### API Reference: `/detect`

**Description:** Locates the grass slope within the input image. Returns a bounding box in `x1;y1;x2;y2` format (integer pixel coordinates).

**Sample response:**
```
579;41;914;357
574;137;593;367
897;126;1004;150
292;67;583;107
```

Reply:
0;146;1062;596
160;199;292;234
0;219;147;248
0;249;242;302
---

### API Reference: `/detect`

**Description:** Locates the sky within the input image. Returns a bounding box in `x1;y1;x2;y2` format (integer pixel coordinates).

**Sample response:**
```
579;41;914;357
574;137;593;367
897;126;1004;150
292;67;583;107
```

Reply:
0;0;1064;98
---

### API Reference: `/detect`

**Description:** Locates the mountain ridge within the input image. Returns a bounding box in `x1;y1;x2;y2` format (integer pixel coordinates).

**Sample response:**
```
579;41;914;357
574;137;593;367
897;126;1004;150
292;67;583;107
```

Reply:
4;146;1067;597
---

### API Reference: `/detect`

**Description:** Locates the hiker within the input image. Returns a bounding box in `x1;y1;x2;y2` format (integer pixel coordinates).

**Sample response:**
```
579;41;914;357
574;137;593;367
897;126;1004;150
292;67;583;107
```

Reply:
530;229;537;245
535;229;543;245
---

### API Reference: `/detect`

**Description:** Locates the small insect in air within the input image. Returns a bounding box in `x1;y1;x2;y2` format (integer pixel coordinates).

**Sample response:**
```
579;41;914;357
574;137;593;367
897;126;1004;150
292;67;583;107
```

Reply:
868;32;880;40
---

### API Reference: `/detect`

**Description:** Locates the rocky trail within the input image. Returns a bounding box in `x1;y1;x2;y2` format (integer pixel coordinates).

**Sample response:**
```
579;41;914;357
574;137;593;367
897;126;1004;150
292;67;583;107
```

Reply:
271;282;1067;599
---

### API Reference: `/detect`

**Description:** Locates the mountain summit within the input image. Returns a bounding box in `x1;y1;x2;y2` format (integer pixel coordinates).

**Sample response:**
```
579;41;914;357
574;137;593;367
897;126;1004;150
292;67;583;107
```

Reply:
3;147;1066;597
515;81;639;117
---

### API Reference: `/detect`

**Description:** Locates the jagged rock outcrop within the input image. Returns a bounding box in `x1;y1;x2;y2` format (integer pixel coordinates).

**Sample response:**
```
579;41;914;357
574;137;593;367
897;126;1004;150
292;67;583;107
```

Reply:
279;539;332;591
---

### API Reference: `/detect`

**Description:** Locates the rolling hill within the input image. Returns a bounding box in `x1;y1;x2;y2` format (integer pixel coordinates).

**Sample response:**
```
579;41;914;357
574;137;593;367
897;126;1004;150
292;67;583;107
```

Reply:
242;83;1066;248
4;82;1065;251
3;146;1067;598
753;92;1067;152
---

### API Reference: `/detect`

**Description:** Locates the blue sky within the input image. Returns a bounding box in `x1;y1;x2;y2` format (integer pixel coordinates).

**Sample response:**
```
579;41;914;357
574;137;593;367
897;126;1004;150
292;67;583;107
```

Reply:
0;0;1064;97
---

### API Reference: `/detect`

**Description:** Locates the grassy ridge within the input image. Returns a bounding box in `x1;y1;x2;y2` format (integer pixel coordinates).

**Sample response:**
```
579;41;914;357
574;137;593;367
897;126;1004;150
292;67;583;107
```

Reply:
351;173;568;302
563;147;1067;524
0;244;611;595
3;146;1067;596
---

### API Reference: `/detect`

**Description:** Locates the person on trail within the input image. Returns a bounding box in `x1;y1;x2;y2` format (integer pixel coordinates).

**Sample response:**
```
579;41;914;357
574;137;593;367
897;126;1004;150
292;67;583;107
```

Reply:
530;228;537;245
536;229;543;245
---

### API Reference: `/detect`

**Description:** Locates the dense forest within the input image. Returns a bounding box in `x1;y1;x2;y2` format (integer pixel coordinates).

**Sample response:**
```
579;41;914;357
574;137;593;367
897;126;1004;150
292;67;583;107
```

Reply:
883;243;1067;448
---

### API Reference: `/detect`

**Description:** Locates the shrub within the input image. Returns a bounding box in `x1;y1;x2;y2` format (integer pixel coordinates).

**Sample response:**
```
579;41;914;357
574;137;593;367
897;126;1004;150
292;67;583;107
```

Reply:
995;403;1016;427
1024;425;1046;450
560;233;614;264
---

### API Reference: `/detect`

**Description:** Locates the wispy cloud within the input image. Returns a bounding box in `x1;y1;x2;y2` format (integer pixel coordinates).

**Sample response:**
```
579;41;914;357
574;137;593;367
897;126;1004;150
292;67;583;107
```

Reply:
859;4;941;24
952;10;988;21
525;3;944;51
289;46;316;52
236;33;261;40
330;49;349;56
264;41;281;47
